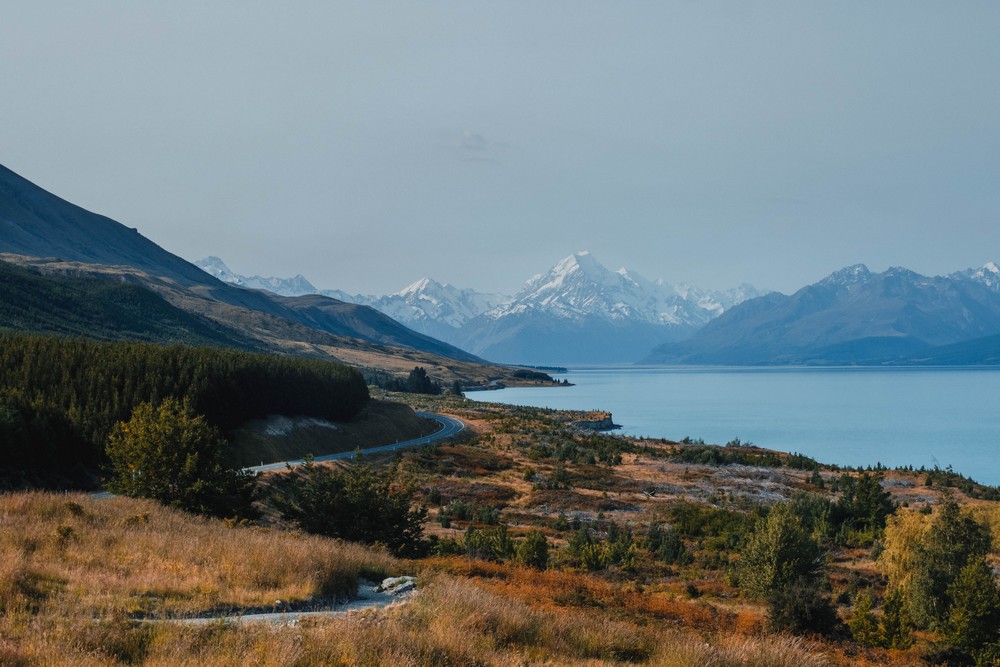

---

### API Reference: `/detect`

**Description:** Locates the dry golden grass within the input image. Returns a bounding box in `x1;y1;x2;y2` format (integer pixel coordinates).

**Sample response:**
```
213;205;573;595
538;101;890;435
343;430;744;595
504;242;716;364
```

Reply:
0;491;832;666
1;561;834;667
424;557;730;633
5;393;977;665
0;492;399;618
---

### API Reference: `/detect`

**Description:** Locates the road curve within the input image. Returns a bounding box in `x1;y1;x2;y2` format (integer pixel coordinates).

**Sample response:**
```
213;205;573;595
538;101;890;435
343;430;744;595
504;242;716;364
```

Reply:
90;412;465;500
248;411;465;474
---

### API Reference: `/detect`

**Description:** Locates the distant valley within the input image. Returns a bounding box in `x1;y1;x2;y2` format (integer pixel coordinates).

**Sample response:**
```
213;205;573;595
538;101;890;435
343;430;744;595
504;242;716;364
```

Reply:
197;252;767;365
200;254;1000;367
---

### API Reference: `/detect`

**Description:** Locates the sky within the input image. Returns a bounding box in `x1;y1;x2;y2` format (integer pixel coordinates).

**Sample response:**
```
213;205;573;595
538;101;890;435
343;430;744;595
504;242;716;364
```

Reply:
2;2;999;296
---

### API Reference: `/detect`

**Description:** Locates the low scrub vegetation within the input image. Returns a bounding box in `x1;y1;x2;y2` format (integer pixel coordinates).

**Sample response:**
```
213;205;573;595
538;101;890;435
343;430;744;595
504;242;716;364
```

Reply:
269;460;427;557
10;382;1000;664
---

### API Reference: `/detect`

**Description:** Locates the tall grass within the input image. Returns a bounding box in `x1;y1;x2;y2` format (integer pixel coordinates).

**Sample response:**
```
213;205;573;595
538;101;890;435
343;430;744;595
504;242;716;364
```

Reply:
15;575;826;666
0;493;833;665
0;492;398;616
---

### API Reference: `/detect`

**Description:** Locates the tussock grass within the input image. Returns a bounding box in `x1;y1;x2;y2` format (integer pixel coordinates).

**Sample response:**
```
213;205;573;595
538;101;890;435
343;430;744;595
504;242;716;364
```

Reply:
0;494;834;665
425;556;729;632
0;492;398;617
651;634;830;667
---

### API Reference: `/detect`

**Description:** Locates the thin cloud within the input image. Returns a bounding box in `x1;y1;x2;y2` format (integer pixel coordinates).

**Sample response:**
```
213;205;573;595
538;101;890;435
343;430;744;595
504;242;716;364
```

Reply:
439;129;504;164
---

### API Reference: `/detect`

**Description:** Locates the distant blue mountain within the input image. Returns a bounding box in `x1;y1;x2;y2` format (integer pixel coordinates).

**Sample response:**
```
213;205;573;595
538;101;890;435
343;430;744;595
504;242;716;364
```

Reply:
641;263;1000;365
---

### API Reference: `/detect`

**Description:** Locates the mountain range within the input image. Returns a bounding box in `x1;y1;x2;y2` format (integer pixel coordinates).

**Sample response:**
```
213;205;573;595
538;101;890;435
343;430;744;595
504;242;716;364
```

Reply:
5;160;1000;369
199;252;1000;366
642;262;1000;365
196;252;767;364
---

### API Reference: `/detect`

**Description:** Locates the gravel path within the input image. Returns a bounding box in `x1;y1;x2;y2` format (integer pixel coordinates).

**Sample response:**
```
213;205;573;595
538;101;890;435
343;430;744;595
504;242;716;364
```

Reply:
155;578;417;626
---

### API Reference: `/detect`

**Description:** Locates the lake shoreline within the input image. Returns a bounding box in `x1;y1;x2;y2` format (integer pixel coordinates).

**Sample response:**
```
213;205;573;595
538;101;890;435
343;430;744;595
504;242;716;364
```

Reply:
475;365;1000;486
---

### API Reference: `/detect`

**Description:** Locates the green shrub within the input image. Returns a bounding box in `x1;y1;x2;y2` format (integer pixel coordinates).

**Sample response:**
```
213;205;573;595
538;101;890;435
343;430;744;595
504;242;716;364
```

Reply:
270;461;426;556
464;525;514;562
516;529;549;570
848;590;880;646
945;557;1000;655
908;494;992;629
739;503;824;601
645;524;692;565
766;575;840;636
106;398;256;518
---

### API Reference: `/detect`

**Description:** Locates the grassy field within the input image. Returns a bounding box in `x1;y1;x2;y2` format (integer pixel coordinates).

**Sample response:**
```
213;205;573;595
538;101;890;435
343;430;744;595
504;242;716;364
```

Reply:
0;491;827;666
4;393;999;664
0;497;826;666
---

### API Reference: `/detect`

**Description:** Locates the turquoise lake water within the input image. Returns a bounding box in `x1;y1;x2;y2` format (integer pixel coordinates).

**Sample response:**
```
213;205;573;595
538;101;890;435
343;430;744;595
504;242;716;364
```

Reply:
475;366;1000;485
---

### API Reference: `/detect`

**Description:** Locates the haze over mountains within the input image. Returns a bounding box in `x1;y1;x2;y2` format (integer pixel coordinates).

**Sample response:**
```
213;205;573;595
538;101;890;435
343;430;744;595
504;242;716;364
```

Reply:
197;252;767;364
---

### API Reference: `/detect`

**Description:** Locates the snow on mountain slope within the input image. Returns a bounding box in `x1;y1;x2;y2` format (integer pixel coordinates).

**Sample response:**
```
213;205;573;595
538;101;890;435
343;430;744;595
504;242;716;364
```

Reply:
952;262;1000;293
195;256;245;286
194;257;318;297
454;252;769;364
195;251;766;363
193;258;507;341
485;251;764;328
643;261;1000;365
371;278;511;329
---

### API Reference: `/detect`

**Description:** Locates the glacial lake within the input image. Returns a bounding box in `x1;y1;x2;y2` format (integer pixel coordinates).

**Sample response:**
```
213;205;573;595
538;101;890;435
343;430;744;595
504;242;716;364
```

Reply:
475;366;1000;486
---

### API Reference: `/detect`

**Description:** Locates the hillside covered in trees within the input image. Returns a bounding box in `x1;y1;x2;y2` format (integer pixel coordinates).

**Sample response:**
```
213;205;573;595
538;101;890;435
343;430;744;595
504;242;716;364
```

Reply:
0;334;369;488
0;258;256;349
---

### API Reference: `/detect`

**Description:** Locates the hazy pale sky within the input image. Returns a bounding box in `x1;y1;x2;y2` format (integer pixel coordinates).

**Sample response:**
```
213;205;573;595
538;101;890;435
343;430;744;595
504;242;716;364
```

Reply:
2;2;999;295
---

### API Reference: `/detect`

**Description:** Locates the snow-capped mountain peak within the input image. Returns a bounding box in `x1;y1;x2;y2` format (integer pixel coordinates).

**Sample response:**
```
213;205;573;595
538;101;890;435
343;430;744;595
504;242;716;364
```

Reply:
820;263;873;288
195;256;244;285
951;261;1000;293
196;257;318;297
194;251;766;364
485;251;762;328
374;278;510;329
397;277;439;297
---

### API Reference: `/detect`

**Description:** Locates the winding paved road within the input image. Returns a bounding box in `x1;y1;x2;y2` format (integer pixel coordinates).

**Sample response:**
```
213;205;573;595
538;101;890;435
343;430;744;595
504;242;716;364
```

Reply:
248;411;465;474
91;411;464;499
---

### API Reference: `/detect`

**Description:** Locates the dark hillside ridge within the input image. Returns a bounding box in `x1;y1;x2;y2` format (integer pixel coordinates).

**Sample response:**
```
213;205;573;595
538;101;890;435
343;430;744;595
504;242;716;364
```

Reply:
0;259;256;349
0;163;481;363
906;332;1000;366
271;293;483;362
0;164;214;287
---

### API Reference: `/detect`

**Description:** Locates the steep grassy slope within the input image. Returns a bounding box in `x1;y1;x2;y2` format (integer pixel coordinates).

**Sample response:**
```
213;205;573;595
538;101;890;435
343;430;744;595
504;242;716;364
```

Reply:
0;163;483;364
2;253;532;387
0;259;255;349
